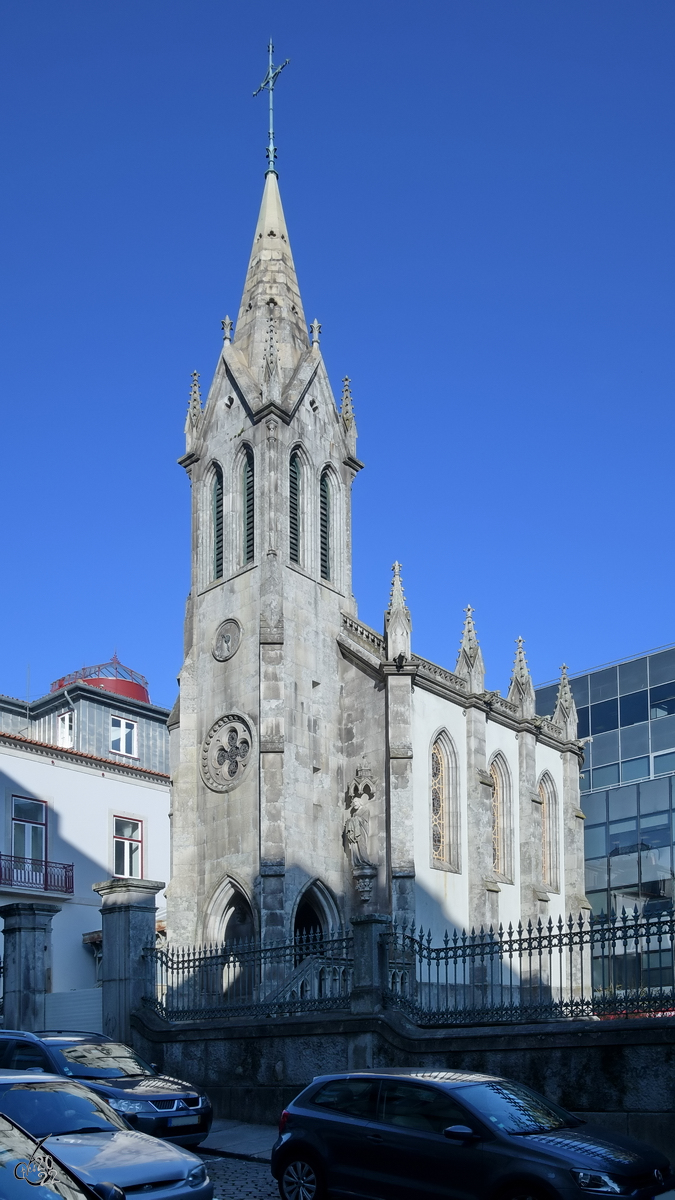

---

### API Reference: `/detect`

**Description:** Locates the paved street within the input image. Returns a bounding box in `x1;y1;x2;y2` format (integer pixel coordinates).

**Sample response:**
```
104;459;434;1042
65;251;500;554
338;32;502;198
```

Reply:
201;1153;278;1200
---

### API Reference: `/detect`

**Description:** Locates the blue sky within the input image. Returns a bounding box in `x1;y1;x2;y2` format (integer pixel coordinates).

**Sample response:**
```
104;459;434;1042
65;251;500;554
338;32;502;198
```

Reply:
0;1;673;709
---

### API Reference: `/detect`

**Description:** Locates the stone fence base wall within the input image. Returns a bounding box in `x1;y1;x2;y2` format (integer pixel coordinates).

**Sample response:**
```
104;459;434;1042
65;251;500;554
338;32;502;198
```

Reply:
132;1008;675;1162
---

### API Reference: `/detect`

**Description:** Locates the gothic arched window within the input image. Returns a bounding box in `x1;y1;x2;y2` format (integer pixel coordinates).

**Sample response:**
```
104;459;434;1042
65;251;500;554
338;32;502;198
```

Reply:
289;452;301;564
490;754;513;882
243;447;254;564
538;773;560;892
431;733;460;872
212;464;224;581
319;469;330;580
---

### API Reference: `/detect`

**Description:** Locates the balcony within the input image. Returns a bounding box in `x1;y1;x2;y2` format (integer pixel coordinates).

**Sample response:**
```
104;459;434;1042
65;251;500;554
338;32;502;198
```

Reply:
0;855;74;895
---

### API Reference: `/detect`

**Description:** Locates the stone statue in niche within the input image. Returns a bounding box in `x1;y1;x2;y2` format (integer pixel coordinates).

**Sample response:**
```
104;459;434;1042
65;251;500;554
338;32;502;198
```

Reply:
343;799;374;869
344;764;378;902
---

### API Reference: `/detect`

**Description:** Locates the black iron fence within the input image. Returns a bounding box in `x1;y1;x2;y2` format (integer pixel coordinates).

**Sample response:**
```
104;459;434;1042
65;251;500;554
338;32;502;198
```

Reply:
145;929;353;1022
385;908;675;1026
0;854;74;895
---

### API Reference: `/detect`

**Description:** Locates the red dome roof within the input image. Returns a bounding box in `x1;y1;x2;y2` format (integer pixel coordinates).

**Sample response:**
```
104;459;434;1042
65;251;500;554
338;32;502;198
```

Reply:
51;654;150;704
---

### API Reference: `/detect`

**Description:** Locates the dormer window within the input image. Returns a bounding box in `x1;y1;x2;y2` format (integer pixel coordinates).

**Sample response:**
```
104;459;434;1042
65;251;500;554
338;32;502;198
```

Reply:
111;717;137;758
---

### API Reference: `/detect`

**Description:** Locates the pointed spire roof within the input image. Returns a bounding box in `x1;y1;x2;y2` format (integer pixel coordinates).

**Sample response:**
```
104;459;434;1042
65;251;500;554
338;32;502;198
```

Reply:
507;636;536;718
385;562;412;663
340;376;355;431
553;663;578;739
184;370;202;446
454;605;486;693
233;172;309;380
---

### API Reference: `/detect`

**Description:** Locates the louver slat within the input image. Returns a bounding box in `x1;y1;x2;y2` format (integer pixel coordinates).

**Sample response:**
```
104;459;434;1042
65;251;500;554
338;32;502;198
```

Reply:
244;449;254;564
320;471;330;581
289;454;300;564
213;467;224;580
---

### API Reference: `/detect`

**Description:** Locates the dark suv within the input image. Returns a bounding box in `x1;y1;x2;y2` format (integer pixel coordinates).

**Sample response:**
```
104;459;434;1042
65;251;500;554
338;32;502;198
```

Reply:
0;1030;212;1148
271;1069;672;1200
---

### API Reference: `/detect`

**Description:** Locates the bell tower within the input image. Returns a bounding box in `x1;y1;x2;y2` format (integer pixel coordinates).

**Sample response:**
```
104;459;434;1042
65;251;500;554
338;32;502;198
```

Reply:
167;53;363;945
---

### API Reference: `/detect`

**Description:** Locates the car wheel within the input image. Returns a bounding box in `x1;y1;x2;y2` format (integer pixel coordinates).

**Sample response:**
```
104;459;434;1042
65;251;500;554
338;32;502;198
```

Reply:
278;1154;325;1200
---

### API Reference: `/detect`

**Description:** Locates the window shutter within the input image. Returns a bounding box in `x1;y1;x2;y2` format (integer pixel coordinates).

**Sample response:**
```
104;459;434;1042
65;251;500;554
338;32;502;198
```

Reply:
213;466;224;580
320;471;330;580
244;449;254;564
289;454;300;563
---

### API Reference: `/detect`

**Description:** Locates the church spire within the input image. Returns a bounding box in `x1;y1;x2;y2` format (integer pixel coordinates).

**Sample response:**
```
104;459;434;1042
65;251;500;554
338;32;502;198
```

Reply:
385;562;412;664
454;605;485;693
507;636;536;718
552;664;578;739
232;167;309;378
184;370;202;449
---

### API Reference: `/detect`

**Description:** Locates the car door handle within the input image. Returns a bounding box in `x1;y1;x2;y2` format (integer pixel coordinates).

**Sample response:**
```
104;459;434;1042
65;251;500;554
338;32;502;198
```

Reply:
367;1134;383;1142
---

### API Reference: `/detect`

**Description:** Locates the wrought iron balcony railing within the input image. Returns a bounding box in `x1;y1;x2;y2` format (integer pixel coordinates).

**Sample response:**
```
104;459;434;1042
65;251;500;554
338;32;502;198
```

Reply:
0;854;74;895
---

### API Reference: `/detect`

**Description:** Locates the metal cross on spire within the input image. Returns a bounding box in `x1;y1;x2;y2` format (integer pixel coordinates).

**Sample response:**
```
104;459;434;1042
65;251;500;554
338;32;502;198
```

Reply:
253;39;290;176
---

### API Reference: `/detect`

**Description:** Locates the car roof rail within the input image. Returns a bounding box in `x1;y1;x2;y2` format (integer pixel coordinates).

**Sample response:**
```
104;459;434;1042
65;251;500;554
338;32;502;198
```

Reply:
0;1030;42;1042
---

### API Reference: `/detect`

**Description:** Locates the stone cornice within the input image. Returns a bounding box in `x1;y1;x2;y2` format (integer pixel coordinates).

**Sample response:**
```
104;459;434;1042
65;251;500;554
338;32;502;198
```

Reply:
337;634;382;681
0;731;170;785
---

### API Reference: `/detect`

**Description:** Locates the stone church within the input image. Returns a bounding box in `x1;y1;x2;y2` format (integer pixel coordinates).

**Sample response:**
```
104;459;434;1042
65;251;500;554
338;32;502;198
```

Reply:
166;157;587;950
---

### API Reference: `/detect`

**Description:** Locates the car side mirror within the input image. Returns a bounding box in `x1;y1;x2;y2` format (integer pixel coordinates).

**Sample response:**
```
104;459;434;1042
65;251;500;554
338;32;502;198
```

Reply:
443;1124;477;1142
93;1184;126;1200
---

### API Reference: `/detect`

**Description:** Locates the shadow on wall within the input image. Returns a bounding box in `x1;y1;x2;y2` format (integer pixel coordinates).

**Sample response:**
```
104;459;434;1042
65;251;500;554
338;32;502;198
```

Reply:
0;761;144;994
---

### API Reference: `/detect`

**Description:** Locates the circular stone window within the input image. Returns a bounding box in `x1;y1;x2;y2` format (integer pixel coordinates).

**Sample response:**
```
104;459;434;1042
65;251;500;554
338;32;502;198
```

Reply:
212;618;242;662
200;713;253;793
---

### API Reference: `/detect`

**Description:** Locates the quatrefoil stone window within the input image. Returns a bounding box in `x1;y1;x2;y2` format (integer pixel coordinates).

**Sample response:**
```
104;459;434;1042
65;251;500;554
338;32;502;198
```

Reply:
200;714;253;793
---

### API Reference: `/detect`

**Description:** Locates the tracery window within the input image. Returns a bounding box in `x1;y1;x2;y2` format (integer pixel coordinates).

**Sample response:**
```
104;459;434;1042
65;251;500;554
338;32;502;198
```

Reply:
431;743;446;863
319;470;330;580
289;452;301;564
212;464;224;580
490;755;513;882
538;773;560;892
243;448;254;564
430;734;460;872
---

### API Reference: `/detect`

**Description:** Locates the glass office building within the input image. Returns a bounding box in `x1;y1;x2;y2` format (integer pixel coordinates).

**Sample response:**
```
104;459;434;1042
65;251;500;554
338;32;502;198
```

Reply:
535;645;675;919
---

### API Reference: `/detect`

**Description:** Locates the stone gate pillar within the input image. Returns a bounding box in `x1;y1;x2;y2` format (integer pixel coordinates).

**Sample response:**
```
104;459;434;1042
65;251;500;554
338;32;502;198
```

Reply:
350;913;391;1014
93;877;164;1044
0;902;61;1031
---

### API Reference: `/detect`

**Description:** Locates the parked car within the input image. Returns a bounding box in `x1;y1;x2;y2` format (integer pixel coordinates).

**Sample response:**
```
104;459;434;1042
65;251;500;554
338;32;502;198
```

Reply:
271;1069;674;1200
0;1105;127;1200
0;1030;212;1147
0;1072;212;1200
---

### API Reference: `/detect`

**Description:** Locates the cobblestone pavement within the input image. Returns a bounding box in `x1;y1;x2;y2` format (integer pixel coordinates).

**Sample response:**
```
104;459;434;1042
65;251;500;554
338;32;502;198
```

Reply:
201;1153;278;1200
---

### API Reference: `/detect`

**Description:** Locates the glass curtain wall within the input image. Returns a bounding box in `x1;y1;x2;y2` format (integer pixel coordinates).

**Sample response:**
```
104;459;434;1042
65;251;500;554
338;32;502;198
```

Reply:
536;645;675;920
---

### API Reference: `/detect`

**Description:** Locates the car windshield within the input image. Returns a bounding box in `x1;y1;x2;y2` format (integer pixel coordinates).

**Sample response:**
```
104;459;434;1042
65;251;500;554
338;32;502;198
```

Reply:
0;1082;127;1138
54;1043;153;1078
455;1081;581;1135
0;1114;88;1200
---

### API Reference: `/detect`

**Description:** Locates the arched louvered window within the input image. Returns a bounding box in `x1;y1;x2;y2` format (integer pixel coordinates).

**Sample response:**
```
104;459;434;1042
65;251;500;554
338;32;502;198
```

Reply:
320;470;330;580
289;453;300;564
212;465;224;580
539;773;560;892
430;733;460;872
490;755;513;882
243;448;254;564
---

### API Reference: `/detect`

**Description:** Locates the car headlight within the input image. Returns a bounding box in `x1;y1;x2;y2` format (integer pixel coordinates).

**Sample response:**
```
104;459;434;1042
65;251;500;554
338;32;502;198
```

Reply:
108;1098;155;1114
571;1170;627;1194
199;1095;211;1108
187;1165;207;1189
